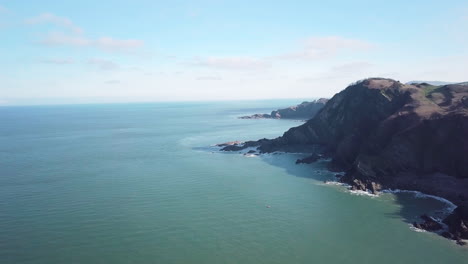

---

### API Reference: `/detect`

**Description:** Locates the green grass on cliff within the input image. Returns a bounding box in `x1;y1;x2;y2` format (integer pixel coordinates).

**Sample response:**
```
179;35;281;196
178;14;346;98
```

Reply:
422;85;439;97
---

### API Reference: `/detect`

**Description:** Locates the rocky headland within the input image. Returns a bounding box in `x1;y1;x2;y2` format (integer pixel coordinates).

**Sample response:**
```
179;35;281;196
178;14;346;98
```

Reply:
239;98;328;120
219;78;468;244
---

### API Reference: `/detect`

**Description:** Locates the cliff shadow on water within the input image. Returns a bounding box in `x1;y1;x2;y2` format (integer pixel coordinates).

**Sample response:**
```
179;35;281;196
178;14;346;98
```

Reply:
257;152;455;223
240;151;461;247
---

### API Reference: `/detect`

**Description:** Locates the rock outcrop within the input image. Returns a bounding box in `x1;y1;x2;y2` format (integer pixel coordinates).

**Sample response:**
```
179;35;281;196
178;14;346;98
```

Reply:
239;98;328;120
443;202;468;245
413;214;443;232
221;78;468;243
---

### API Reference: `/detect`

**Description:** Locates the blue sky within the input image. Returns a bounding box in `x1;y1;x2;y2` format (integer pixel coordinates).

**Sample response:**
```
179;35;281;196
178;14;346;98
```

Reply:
0;0;467;105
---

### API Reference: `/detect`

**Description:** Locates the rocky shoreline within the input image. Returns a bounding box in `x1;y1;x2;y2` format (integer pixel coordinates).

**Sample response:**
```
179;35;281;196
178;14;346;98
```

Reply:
217;140;468;245
239;99;328;120
217;78;468;245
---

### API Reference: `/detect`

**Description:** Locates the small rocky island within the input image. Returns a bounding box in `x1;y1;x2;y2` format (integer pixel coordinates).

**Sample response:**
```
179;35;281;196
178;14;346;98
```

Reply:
239;98;328;120
220;78;468;245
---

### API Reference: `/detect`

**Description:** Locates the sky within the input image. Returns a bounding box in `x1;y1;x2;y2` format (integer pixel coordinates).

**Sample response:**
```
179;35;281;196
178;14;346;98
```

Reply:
0;0;467;105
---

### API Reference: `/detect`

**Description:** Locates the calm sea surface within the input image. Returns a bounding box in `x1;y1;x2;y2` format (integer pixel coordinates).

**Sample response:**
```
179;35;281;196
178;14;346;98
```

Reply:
1;101;467;264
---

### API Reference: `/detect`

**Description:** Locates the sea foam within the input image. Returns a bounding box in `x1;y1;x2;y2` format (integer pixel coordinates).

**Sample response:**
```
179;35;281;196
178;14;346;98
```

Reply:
382;189;457;214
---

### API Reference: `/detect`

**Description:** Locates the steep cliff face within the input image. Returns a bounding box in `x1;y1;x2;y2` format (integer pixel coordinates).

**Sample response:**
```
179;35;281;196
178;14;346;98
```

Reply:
257;79;413;155
340;82;468;189
258;79;468;183
443;202;468;244
239;98;328;120
224;78;468;242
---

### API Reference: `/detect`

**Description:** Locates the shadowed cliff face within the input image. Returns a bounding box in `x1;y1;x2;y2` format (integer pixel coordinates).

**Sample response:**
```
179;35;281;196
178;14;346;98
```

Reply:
342;82;468;183
257;79;468;179
221;78;468;241
257;79;413;155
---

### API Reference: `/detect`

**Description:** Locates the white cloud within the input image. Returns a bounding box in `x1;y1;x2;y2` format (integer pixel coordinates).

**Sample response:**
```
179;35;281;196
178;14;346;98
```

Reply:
193;56;271;70
331;61;374;73
39;58;74;64
40;32;90;45
27;12;144;54
25;13;83;34
105;80;121;84
281;36;374;60
39;32;144;53
87;58;120;70
94;37;144;52
196;76;222;81
190;36;373;73
299;61;375;83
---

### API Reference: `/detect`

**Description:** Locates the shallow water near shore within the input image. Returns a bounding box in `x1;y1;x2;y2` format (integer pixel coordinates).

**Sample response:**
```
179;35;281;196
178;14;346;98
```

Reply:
1;100;467;264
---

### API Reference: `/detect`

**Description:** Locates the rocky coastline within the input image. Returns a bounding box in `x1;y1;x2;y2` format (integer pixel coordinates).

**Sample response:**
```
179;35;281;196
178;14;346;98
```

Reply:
218;78;468;245
239;98;328;120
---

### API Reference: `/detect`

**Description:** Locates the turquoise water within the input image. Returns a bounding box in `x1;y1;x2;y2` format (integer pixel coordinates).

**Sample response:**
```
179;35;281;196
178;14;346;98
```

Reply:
1;101;467;264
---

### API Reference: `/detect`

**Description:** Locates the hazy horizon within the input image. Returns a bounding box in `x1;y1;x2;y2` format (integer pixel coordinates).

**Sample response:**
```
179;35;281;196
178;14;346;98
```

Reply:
1;0;467;105
0;95;325;107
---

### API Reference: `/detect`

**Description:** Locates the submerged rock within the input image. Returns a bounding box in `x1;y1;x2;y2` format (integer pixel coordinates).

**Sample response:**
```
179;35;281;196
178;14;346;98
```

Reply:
221;144;248;151
295;154;321;164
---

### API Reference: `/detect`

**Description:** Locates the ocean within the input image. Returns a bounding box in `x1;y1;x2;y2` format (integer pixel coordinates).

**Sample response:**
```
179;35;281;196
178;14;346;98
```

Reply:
1;100;467;264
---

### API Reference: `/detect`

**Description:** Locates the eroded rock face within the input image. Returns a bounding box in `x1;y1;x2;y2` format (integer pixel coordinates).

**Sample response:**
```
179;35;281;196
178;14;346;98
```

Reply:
413;215;443;232
222;78;468;243
239;99;329;120
258;79;413;155
229;79;468;185
443;202;468;243
254;78;468;184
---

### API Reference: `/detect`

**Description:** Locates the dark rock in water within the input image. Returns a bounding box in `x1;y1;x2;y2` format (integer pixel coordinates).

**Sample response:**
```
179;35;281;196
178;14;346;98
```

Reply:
239;98;329;120
221;144;248;151
443;202;468;241
295;154;321;164
218;139;266;152
239;113;271;119
216;141;243;147
247;150;256;154
413;214;443;231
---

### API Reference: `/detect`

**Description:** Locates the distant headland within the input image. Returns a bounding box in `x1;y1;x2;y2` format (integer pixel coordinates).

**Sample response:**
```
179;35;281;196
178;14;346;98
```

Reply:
239;98;328;120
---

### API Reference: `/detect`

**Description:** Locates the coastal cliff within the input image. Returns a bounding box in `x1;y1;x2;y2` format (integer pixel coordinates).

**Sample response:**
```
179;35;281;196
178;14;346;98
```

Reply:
220;78;468;243
239;98;328;120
